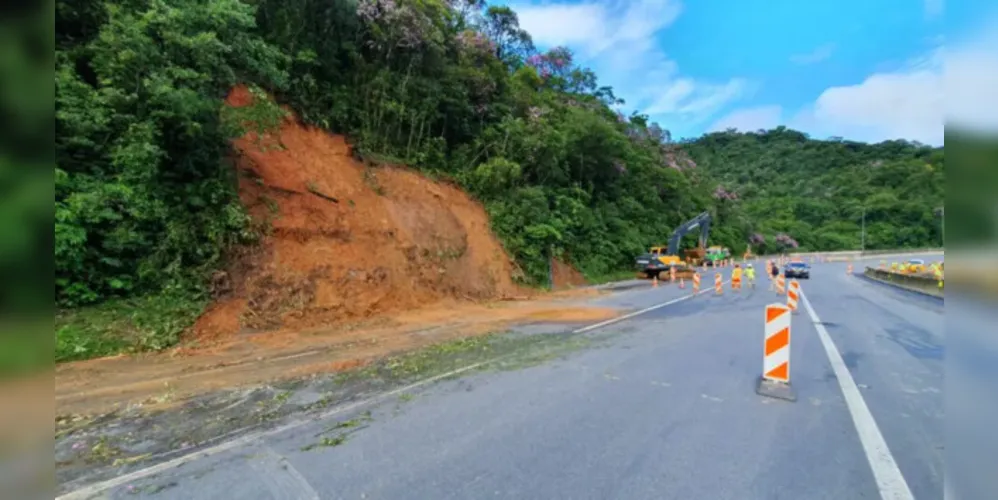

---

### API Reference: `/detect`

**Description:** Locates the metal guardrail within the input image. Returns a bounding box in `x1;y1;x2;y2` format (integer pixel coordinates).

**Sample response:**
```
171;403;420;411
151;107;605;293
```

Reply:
863;267;943;298
749;248;943;262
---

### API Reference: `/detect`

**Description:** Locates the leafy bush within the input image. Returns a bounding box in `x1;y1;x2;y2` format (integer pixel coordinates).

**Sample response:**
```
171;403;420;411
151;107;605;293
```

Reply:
55;0;944;361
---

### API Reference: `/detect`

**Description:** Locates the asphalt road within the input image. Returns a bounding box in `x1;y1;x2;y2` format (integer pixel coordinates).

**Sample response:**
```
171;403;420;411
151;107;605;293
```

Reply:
64;256;952;500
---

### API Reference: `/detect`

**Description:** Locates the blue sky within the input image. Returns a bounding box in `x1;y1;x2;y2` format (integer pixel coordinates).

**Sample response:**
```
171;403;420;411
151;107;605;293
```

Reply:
502;0;998;146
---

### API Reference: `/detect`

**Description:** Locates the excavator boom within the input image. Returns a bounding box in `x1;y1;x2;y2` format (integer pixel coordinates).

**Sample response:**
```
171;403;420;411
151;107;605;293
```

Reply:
666;211;712;256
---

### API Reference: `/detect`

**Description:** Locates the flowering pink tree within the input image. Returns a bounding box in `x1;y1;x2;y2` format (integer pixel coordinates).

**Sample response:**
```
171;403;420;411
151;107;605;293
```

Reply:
713;186;738;201
456;30;495;54
774;233;799;251
526;47;574;80
356;0;430;52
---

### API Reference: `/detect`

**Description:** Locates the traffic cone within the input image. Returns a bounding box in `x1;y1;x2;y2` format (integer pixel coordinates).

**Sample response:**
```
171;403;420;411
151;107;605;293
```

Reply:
653;275;658;288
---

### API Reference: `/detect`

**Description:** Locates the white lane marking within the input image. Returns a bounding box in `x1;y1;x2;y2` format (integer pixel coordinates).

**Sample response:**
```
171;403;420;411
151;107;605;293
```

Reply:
572;283;720;334
58;284;718;499
800;289;915;500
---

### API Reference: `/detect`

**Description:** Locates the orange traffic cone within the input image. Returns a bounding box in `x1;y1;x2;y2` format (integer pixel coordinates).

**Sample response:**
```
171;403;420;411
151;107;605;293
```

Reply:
653;275;659;288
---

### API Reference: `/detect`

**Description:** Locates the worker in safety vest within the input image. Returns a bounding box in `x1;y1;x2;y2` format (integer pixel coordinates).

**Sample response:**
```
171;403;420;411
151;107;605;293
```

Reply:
745;263;756;287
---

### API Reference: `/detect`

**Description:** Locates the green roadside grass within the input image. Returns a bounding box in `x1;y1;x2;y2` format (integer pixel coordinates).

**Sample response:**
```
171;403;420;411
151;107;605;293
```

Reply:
55;293;208;363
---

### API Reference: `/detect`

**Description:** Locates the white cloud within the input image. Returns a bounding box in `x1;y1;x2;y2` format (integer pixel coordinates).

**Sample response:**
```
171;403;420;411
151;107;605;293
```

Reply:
514;0;680;60
807;52;943;144
648;78;749;115
708;105;784;132
514;4;608;47
946;19;998;134
510;0;749;125
787;14;998;145
790;43;835;65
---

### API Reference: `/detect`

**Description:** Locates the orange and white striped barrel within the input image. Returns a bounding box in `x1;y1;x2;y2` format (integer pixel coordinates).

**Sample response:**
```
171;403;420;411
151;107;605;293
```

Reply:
787;280;799;312
763;303;791;383
692;273;701;292
776;274;786;295
714;273;722;294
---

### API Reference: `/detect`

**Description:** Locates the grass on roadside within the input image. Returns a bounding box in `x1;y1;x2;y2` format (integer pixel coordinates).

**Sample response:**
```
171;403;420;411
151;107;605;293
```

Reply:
55;292;208;363
336;329;598;391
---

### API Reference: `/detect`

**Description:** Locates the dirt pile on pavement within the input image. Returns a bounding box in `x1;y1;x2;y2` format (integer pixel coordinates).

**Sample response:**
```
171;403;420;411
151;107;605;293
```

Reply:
192;86;528;341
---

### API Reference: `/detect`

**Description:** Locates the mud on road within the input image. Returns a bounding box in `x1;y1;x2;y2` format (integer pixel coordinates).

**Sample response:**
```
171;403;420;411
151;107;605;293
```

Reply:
56;291;616;416
55;317;617;495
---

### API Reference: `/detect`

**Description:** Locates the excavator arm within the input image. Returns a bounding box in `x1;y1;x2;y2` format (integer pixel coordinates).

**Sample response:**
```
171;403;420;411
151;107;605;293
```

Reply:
666;211;712;256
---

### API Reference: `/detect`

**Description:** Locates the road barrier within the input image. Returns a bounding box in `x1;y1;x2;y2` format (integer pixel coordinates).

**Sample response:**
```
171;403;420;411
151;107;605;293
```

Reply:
776;274;786;295
714;273;723;294
749;248;942;265
787;280;799;313
863;267;943;298
692;273;700;293
669;266;676;282
757;303;795;401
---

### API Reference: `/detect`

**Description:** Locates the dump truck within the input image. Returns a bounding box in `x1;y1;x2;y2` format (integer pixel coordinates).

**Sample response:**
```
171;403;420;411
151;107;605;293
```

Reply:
704;246;730;266
634;211;711;279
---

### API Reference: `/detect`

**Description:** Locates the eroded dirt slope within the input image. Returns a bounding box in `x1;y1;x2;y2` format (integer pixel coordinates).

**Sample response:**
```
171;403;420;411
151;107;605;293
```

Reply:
194;86;527;342
54;87;609;418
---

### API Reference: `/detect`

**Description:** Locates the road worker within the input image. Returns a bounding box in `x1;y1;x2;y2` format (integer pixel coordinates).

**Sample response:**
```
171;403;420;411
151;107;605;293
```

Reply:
730;264;743;289
745;263;756;287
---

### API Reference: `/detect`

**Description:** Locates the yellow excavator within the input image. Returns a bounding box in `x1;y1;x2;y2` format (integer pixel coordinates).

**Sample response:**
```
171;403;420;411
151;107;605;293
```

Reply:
634;211;711;279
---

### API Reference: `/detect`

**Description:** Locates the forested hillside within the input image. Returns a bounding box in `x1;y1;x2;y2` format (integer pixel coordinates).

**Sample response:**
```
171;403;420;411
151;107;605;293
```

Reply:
685;128;944;253
55;0;943;359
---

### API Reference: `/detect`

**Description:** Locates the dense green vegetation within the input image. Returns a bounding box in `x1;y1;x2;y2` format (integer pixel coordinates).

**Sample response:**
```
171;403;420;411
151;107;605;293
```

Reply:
55;0;944;361
686;128;944;253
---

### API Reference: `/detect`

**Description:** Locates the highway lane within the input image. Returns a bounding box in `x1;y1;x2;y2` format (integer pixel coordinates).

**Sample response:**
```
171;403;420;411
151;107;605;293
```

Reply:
812;258;945;499
64;258;944;500
948;291;998;500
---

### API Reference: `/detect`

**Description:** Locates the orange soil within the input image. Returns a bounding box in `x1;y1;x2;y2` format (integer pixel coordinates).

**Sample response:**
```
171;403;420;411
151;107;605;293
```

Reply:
192;85;529;342
54;86;610;417
551;257;588;290
55;299;618;416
